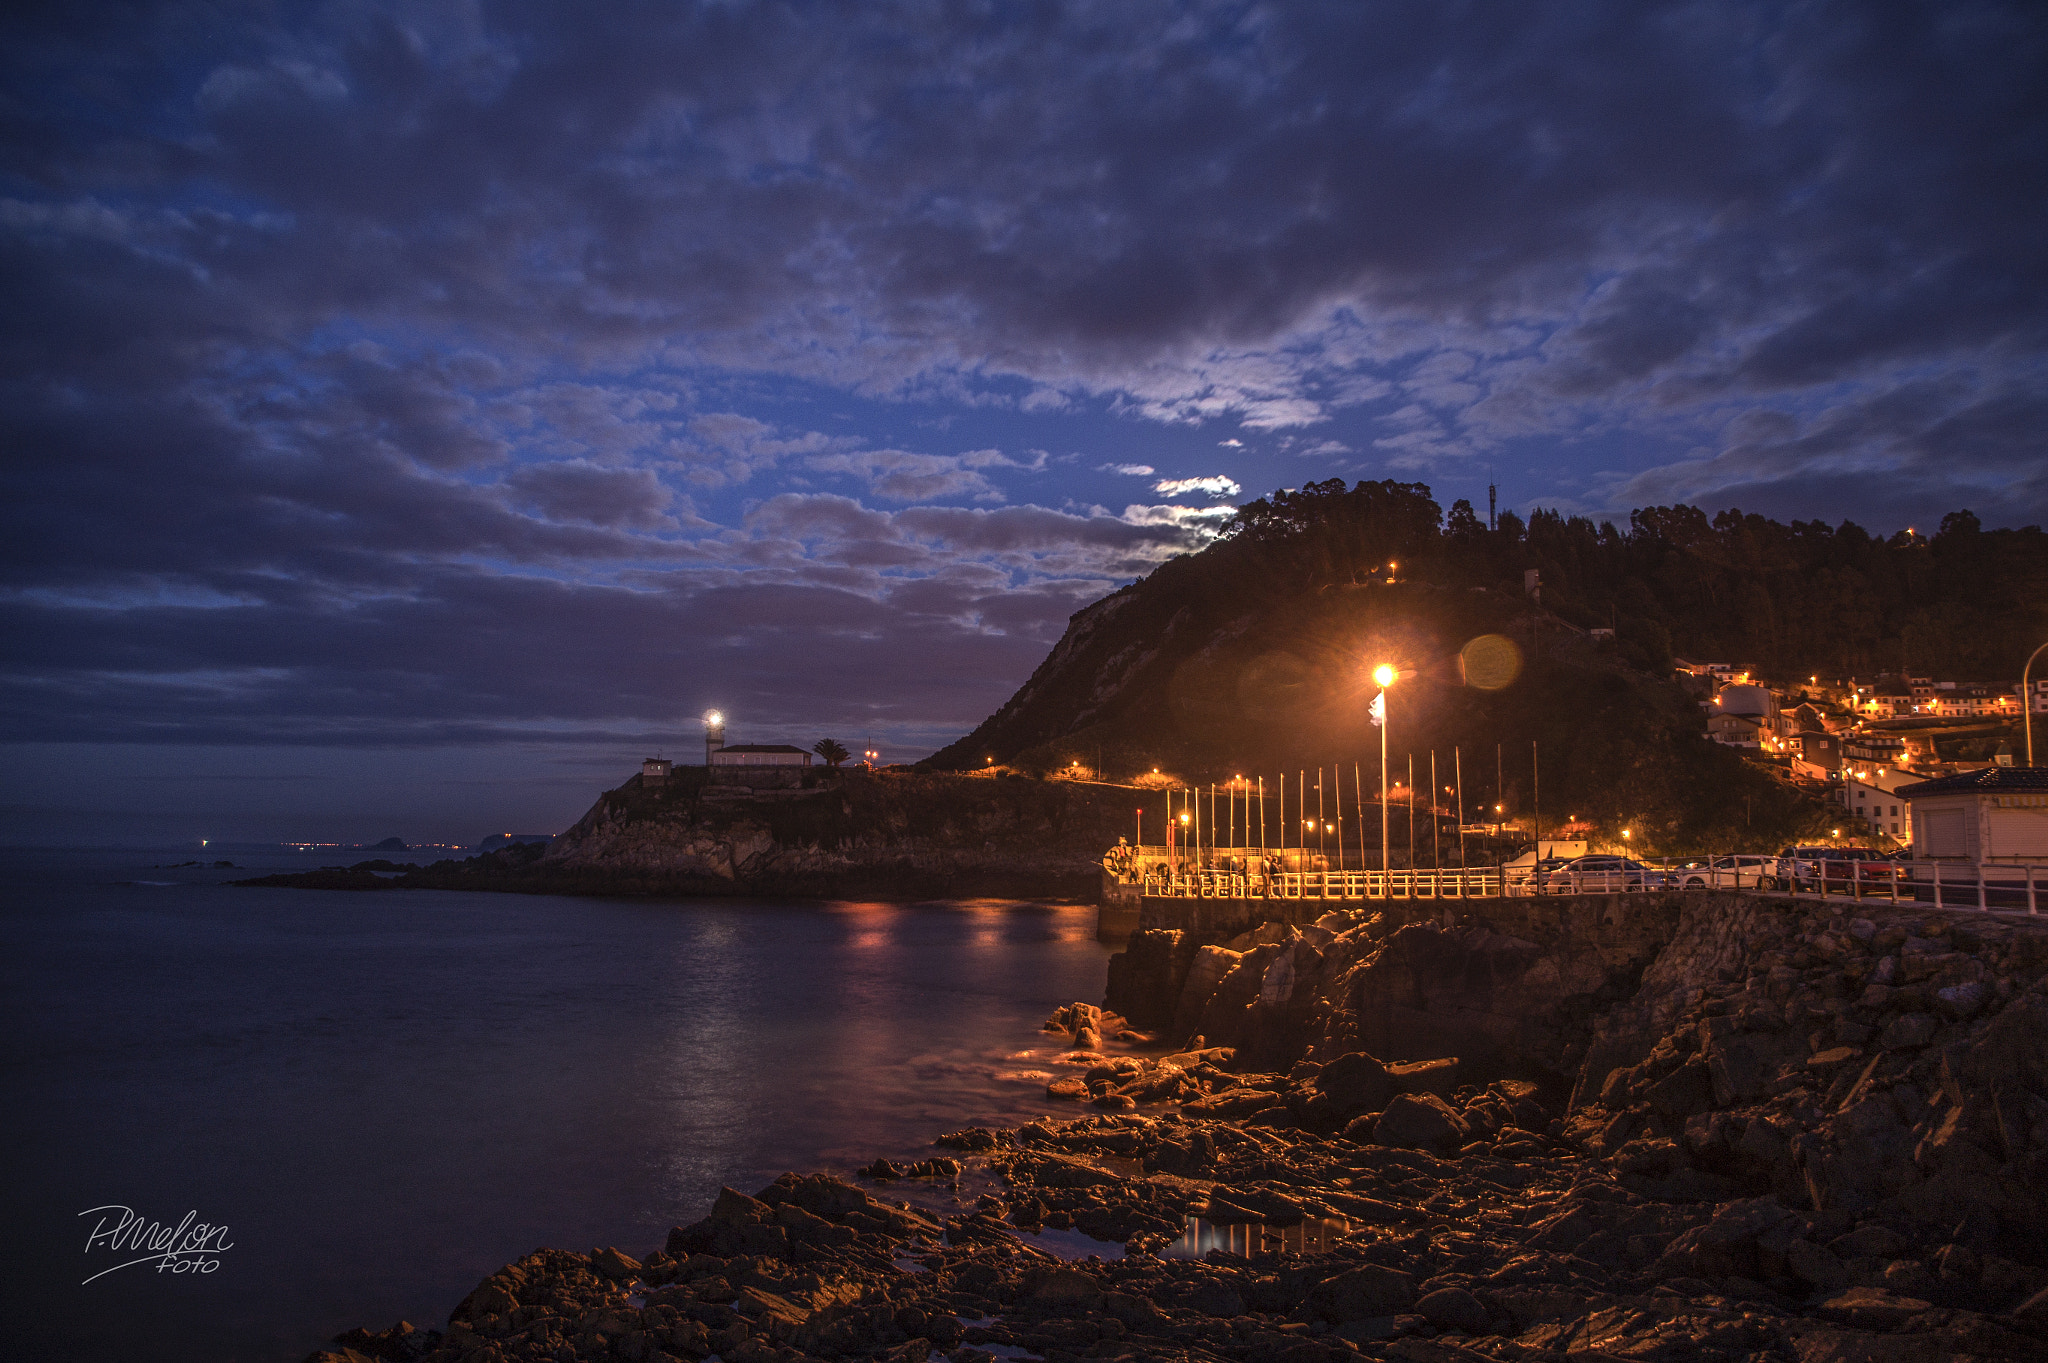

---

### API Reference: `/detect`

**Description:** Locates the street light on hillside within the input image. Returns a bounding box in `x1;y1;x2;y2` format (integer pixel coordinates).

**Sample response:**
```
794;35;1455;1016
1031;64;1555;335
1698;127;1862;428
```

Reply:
1373;663;1396;874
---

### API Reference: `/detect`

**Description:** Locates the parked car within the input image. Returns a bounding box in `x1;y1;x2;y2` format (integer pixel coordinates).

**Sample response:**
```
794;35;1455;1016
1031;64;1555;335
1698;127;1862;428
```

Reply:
1776;846;1908;894
1503;856;1572;895
1532;855;1667;893
1670;854;1782;890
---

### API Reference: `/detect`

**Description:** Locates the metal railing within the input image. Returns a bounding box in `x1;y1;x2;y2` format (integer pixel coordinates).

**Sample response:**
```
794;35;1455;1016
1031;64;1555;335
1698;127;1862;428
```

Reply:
1130;855;2042;913
1139;866;1503;901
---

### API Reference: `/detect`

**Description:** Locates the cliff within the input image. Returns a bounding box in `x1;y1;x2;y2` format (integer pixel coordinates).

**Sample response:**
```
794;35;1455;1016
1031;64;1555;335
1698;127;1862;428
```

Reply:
1101;892;2048;1281
504;768;1140;899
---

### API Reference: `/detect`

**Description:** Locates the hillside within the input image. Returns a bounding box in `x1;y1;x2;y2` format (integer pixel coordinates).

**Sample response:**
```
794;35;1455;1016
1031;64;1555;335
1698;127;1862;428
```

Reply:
927;481;2045;855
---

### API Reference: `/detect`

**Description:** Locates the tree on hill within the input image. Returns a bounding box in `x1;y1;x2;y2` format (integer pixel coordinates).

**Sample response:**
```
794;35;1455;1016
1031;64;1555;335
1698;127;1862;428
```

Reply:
924;478;2045;853
812;738;850;767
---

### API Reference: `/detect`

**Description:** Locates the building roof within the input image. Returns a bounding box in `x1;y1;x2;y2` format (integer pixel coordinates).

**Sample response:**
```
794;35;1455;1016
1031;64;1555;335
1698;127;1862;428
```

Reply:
1897;767;2048;798
714;743;811;754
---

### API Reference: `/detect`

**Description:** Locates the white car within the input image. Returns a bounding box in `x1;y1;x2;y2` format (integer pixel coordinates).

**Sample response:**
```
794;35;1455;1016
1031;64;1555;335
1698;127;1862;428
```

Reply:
1531;855;1668;893
1670;855;1782;890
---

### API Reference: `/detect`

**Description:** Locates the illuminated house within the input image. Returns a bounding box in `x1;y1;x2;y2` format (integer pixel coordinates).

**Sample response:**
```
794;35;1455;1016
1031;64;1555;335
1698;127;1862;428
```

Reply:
1840;766;1914;844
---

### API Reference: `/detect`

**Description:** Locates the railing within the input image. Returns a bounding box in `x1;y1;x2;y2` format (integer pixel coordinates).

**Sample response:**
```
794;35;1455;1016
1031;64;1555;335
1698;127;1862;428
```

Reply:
1746;858;2041;914
1131;856;2042;913
1138;867;1503;900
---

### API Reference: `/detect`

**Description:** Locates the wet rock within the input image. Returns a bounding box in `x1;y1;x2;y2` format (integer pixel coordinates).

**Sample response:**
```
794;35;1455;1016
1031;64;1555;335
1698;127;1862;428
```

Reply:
1817;1285;1934;1330
1309;1263;1418;1321
1372;1093;1468;1151
589;1246;641;1282
1786;1236;1850;1290
1387;1057;1460;1100
1414;1285;1489;1332
1316;1050;1397;1117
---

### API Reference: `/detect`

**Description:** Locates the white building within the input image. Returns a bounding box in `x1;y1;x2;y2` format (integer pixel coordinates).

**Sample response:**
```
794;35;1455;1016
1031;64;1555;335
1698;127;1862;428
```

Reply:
1898;768;2048;862
1840;767;1914;844
708;743;814;768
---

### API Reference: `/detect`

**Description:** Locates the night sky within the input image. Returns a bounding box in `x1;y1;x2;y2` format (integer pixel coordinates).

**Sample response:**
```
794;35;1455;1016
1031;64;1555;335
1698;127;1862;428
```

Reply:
4;2;2045;844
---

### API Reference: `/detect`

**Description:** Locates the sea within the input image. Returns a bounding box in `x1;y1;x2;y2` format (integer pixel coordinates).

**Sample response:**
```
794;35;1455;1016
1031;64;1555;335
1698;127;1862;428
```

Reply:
0;845;1119;1362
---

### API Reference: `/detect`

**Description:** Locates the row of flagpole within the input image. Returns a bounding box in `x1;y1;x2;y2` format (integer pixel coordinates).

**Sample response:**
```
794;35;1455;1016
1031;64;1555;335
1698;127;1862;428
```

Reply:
1146;746;1482;871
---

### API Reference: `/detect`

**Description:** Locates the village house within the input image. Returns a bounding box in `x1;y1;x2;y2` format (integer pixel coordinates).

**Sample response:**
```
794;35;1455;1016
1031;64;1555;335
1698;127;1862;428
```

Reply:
1839;765;1915;845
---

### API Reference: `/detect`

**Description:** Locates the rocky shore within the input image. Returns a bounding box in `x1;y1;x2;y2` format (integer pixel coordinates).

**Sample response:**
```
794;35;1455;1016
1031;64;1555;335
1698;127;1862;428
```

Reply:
309;893;2048;1363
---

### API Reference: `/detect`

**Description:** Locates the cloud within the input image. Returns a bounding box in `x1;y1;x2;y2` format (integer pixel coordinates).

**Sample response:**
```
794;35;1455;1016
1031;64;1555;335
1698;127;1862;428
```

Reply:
0;0;2043;796
1153;475;1243;500
804;447;1042;502
502;460;674;529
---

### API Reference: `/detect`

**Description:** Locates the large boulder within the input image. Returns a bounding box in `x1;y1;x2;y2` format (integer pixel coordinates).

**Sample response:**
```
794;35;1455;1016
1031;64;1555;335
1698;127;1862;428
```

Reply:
1652;1196;1799;1282
1308;1263;1417;1321
1105;930;1193;1031
1316;1051;1397;1117
1371;1093;1469;1151
1171;945;1244;1039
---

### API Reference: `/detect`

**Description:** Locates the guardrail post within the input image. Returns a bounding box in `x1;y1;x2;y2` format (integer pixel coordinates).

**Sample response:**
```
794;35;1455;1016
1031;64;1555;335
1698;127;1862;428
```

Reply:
2029;864;2038;915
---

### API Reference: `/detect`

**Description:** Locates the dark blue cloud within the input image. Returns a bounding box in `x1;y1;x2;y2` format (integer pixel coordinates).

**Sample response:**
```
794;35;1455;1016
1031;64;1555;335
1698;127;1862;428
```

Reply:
1;0;2044;835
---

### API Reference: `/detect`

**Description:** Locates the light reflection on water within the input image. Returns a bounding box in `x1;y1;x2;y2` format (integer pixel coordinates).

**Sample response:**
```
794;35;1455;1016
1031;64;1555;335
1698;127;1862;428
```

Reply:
1;849;1115;1363
1163;1216;1358;1258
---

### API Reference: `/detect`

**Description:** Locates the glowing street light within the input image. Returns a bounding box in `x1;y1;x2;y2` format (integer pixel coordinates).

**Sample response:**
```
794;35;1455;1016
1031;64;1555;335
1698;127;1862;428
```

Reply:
1372;663;1396;875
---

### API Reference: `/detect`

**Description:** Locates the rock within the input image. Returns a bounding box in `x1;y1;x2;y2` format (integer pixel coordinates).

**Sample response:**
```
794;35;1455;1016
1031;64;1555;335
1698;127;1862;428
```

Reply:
590;1246;642;1282
1309;1263;1418;1321
1372;1093;1468;1151
1706;1035;1771;1107
1387;1057;1460;1099
1830;1224;1908;1259
1878;1013;1938;1050
1019;1266;1102;1312
1785;1237;1850;1290
1816;1286;1933;1330
1935;981;1988;1019
1652;1197;1797;1281
2012;1285;2048;1326
1414;1286;1490;1333
1317;1051;1397;1116
1645;1058;1715;1118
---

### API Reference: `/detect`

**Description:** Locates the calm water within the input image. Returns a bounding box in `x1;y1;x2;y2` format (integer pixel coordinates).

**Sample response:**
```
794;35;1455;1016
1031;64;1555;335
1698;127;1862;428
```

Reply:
0;847;1114;1363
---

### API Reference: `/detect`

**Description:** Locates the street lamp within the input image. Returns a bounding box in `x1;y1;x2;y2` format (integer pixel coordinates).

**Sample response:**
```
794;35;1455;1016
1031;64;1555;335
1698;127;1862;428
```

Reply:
2026;641;2048;765
1373;663;1396;874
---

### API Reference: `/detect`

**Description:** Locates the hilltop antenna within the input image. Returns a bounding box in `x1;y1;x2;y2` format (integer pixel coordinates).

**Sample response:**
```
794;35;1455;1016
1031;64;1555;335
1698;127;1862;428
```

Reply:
1488;483;1497;531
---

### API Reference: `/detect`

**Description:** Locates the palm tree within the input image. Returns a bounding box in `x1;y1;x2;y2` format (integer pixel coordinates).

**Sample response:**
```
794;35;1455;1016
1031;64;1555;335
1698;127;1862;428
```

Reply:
812;738;850;767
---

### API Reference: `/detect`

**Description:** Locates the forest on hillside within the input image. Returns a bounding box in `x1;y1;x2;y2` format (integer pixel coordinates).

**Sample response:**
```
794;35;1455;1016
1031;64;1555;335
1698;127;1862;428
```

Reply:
924;482;2044;854
1224;482;2048;683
